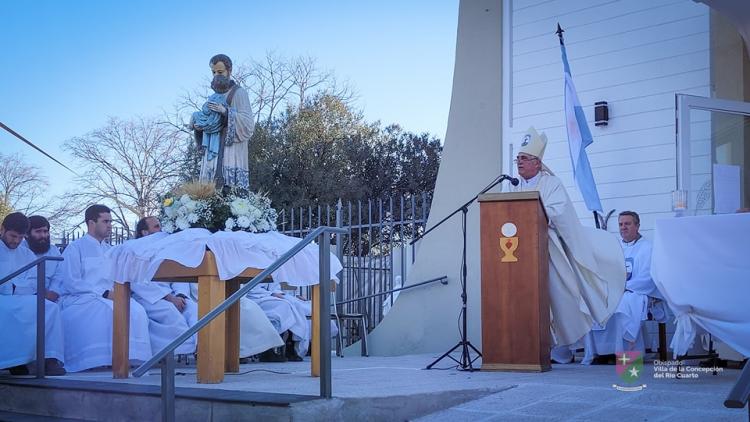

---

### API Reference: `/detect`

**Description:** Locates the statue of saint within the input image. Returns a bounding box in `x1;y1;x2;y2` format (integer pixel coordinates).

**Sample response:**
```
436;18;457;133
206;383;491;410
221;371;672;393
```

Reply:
192;54;254;190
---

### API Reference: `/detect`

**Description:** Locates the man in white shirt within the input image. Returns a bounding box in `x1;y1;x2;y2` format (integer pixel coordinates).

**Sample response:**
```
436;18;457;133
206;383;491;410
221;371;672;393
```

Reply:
582;211;666;364
249;282;314;361
0;212;65;375
136;216;282;361
131;217;195;355
60;205;152;372
18;216;65;300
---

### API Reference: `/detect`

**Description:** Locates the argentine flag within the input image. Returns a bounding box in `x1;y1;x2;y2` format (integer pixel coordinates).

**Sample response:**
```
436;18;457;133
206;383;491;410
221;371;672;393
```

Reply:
559;31;603;213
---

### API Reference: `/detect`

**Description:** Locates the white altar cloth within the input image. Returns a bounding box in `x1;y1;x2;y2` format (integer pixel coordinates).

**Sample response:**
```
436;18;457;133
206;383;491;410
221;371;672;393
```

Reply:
106;229;342;286
650;213;750;358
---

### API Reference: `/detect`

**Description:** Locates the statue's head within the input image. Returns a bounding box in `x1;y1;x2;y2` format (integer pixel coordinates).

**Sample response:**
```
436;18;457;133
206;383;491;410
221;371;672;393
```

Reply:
209;54;234;93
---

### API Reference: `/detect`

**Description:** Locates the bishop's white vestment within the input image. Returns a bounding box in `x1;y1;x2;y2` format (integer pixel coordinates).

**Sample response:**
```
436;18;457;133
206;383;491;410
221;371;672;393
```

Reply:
60;234;152;372
516;172;626;346
0;242;65;369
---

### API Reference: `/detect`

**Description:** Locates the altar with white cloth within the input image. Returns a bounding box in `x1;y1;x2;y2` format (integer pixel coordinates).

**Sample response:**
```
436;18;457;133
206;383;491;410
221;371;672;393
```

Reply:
106;228;343;383
650;213;750;359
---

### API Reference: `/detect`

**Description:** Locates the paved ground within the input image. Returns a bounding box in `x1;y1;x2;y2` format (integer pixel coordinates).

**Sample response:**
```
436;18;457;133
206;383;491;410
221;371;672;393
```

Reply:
49;353;747;421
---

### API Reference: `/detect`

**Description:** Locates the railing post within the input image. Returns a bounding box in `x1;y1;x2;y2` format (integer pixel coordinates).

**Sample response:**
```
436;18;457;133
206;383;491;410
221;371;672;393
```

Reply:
400;243;407;290
318;231;332;399
35;261;46;378
161;352;175;422
335;200;344;308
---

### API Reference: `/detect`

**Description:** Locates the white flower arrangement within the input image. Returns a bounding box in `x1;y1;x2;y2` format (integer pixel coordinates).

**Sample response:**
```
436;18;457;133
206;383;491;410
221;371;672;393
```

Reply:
160;183;277;234
224;192;278;233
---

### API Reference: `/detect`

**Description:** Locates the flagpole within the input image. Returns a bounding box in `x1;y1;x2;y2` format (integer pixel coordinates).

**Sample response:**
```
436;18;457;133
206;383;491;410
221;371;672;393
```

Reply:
557;23;604;229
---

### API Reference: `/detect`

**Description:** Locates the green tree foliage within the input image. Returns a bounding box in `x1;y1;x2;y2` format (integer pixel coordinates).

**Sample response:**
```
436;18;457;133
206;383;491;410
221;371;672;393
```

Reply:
248;94;442;209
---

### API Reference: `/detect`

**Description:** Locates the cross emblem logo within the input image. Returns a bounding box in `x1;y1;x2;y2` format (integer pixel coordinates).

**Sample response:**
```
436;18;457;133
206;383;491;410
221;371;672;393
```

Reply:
615;351;643;383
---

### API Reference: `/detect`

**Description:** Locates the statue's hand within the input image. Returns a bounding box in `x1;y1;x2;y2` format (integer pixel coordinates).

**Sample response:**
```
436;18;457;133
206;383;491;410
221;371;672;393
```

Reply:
207;102;227;115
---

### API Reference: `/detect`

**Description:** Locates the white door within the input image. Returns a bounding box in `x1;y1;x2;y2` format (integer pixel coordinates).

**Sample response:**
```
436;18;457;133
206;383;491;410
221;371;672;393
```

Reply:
676;94;750;214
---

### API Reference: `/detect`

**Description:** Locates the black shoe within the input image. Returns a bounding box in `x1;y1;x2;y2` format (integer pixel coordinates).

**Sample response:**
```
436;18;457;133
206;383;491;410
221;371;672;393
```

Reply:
286;348;303;362
8;365;29;376
258;348;287;363
285;335;303;362
45;359;66;376
592;354;616;365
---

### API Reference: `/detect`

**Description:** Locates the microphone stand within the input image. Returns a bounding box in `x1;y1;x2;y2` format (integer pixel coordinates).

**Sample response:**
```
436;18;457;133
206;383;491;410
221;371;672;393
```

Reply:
412;174;516;371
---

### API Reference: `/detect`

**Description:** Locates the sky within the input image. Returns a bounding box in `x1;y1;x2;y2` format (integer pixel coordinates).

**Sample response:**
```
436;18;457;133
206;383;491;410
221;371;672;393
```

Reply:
0;0;459;199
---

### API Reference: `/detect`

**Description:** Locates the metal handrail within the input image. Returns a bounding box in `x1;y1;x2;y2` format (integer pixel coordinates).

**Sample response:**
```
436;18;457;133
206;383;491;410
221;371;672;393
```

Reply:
0;256;62;285
724;361;750;418
131;226;347;422
1;255;64;378
337;275;448;306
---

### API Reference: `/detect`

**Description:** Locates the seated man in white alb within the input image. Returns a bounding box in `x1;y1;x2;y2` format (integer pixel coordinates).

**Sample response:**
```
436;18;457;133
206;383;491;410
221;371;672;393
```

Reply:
131;217;195;355
249;282;311;361
19;216;66;300
136;216;282;360
582;211;667;364
183;282;284;361
60;205;152;372
0;212;65;375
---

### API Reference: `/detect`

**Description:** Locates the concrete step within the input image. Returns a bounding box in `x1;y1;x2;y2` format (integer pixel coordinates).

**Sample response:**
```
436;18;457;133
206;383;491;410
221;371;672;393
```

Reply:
0;377;495;422
0;410;86;422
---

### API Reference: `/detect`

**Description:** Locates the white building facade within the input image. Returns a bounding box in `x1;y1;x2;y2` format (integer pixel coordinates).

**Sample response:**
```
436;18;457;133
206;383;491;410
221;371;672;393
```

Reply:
365;0;749;356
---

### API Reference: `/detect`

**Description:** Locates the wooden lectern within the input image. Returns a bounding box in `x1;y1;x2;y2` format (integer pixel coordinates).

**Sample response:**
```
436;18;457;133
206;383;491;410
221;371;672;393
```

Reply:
478;191;551;372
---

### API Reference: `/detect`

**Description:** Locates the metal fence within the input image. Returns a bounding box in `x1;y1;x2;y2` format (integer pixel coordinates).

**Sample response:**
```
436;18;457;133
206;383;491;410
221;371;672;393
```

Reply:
59;192;433;350
278;192;432;347
59;226;132;249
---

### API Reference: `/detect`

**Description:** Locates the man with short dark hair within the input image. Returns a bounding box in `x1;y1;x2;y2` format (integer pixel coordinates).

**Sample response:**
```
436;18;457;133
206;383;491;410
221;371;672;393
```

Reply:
134;216;282;359
582;210;666;364
60;205;152;372
130;216;195;355
0;212;66;375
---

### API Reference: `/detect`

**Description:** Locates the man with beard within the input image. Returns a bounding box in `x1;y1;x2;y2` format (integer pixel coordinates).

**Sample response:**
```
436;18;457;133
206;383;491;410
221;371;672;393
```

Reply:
127;216;196;356
16;216;65;301
192;54;255;190
0;212;66;375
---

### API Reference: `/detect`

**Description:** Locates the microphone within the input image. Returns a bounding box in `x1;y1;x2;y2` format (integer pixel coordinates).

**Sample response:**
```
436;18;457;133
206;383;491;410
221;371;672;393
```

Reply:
500;174;519;186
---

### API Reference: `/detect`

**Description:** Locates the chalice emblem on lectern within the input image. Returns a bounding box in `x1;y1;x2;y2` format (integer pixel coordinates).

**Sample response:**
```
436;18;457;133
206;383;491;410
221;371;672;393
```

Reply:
499;222;519;262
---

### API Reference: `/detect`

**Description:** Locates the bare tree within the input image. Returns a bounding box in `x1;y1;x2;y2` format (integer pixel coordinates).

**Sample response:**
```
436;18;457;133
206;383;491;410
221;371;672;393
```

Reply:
242;51;295;126
0;153;49;219
62;117;190;231
288;56;356;109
